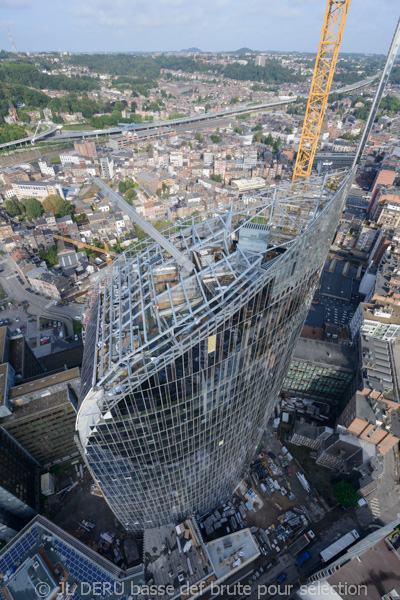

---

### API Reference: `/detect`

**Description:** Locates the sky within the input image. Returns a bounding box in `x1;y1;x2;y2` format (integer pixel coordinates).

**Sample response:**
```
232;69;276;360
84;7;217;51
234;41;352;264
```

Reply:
0;0;398;55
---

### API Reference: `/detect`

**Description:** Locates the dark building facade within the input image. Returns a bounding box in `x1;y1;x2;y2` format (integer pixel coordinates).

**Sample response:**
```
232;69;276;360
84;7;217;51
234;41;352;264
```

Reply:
0;429;37;520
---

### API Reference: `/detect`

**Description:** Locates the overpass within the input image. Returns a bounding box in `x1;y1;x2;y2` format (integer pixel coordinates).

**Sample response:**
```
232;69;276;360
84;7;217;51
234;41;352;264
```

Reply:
0;123;61;150
0;73;378;150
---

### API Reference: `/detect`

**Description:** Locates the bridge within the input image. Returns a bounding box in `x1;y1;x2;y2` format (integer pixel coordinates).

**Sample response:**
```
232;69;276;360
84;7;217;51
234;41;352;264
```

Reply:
0;73;378;150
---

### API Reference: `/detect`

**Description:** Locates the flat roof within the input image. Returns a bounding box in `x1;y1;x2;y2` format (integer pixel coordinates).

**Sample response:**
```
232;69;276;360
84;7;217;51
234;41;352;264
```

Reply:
3;554;58;600
0;515;143;600
9;367;80;399
206;528;259;580
327;539;400;600
362;302;400;325
144;521;213;599
292;338;356;371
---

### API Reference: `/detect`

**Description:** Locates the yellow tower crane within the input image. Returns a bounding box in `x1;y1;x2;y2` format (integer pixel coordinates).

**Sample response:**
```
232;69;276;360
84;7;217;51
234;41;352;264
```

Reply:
292;0;350;183
52;234;118;265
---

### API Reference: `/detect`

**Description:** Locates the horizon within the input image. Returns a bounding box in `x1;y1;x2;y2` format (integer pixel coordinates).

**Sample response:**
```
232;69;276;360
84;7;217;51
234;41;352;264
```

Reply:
0;0;398;55
0;48;390;57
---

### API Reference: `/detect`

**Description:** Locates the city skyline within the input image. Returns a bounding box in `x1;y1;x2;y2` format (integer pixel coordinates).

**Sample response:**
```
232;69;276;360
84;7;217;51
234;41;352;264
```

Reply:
0;0;397;55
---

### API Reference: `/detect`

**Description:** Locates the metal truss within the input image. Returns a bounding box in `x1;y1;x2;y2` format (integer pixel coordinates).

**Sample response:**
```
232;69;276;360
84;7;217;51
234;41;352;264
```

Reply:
292;0;350;183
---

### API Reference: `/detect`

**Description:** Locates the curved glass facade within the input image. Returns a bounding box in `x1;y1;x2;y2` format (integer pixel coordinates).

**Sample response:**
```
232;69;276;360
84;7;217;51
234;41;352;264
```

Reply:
76;172;353;532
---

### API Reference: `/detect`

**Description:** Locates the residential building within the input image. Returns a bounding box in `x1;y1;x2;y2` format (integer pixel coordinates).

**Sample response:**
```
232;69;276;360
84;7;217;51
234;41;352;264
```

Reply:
354;224;379;252
371;168;396;195
350;301;400;341
27;268;71;301
38;161;56;177
76;173;352;532
1;367;80;467
170;151;183;168
99;155;114;179
255;55;267;67
360;334;393;394
337;389;400;455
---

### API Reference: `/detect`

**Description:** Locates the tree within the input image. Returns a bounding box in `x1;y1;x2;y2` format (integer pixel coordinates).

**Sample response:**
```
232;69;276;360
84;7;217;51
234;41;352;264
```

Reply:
4;199;22;217
118;181;127;194
194;132;204;143
25;198;44;219
266;133;274;146
333;480;359;508
38;245;58;268
210;134;221;144
226;154;232;160
125;188;138;200
210;174;223;183
274;175;282;181
273;137;281;153
55;200;73;218
42;194;61;214
233;126;243;135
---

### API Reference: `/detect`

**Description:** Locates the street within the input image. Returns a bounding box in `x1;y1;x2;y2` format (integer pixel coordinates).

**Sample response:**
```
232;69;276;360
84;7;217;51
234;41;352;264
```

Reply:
0;252;83;337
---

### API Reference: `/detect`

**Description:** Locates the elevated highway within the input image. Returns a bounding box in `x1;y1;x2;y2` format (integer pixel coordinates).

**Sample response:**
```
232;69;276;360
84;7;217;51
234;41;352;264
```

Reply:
0;73;378;150
0;123;61;150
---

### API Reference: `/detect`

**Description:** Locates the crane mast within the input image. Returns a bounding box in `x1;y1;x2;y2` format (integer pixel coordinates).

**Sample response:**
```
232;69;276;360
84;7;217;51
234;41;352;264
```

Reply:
292;0;350;183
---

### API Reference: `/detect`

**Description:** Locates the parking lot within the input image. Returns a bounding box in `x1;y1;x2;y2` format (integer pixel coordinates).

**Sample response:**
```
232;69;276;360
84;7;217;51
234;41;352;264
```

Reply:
0;302;83;359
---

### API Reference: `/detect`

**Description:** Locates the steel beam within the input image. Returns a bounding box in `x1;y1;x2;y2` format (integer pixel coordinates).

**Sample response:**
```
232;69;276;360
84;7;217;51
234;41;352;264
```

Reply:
92;177;195;273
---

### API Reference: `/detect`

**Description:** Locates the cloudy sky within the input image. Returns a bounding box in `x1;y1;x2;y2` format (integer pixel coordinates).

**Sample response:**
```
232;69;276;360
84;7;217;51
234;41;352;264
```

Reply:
0;0;398;55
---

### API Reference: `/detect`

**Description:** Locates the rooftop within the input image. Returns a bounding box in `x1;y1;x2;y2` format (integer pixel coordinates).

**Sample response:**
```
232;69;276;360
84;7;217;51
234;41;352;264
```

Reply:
362;301;400;325
8;367;80;399
3;553;59;600
361;334;393;393
291;337;357;371
79;172;352;422
143;520;213;599
0;516;143;600
327;537;400;600
206;529;260;580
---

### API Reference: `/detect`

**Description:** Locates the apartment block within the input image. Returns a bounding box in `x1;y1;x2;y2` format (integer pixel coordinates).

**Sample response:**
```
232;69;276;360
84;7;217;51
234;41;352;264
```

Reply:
1;368;80;467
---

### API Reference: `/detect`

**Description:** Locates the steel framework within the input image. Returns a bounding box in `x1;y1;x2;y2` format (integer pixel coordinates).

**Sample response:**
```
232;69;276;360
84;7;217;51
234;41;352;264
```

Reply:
292;0;350;183
77;171;353;532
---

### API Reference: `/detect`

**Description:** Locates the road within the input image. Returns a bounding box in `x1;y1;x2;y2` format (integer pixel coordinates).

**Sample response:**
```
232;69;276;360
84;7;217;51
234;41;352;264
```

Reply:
0;73;378;151
0;253;83;337
0;122;60;150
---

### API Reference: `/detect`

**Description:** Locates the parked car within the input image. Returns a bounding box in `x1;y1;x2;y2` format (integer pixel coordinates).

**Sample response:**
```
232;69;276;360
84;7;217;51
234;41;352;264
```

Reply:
297;550;312;567
74;334;78;341
14;317;20;322
57;321;61;327
59;331;64;338
277;572;287;584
